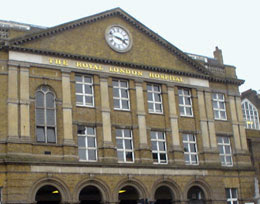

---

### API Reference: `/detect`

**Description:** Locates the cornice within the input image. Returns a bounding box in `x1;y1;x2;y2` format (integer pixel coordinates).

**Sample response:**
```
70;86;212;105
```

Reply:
2;45;244;85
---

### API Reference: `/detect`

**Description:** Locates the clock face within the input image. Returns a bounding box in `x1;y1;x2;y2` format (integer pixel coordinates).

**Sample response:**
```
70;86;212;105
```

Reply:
105;25;132;53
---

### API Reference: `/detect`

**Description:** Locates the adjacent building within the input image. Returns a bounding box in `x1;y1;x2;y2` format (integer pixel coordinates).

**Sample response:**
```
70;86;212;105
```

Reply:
0;8;256;204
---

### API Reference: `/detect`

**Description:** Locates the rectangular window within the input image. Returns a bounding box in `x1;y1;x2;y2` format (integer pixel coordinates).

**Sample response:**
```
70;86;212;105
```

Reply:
178;88;193;117
213;93;227;120
78;126;97;161
113;79;130;110
75;75;94;107
150;131;168;164
147;84;163;113
183;134;198;165
116;129;134;163
218;137;233;166
226;188;238;204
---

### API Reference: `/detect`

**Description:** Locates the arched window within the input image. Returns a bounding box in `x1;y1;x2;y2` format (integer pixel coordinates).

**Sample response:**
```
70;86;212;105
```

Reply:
35;86;56;143
241;99;260;129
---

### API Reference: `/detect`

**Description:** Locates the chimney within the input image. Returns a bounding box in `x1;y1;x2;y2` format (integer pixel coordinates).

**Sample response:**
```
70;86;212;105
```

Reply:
213;46;224;65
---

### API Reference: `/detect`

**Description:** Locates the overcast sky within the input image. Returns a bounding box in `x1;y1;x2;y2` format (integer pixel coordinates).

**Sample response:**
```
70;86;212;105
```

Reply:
1;0;259;93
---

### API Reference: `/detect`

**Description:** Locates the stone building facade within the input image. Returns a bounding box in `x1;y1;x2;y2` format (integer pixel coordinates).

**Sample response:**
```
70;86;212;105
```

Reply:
0;8;256;204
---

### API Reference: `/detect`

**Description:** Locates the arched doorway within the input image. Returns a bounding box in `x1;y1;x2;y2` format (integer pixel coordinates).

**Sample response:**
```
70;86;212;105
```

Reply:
35;185;61;204
119;186;139;204
154;186;174;204
187;186;205;204
79;185;102;204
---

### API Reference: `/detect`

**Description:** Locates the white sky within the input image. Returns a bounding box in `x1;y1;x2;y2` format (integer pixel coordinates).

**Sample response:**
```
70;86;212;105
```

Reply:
1;0;259;93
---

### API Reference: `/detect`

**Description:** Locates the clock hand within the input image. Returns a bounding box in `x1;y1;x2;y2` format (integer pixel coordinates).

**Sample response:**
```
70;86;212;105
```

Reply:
113;35;123;42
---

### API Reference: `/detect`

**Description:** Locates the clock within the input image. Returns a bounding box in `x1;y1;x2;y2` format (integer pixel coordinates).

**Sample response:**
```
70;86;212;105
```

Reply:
105;25;132;53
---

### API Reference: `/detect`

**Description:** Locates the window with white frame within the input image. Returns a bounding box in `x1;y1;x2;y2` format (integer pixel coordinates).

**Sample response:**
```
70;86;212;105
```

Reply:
241;99;260;129
217;136;233;166
113;79;130;110
212;93;227;120
35;86;56;143
116;129;134;163
78;126;97;161
150;131;168;164
225;188;238;204
75;75;94;107
147;84;163;113
183;134;198;165
178;88;193;117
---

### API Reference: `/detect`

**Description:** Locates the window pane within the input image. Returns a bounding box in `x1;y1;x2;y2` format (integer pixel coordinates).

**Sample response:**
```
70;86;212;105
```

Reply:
220;111;226;119
160;153;166;162
151;141;157;150
154;85;159;92
154;93;161;102
79;149;86;160
158;142;165;151
46;109;55;125
113;88;119;97
190;144;196;152
78;137;86;147
125;140;132;150
179;106;185;115
76;84;83;93
191;155;198;163
150;131;156;139
47;128;56;143
46;93;55;108
184;154;189;162
185;97;191;105
75;75;83;82
77;126;85;135
126;152;133;161
178;96;184;105
183;143;189;152
112;80;118;87
155;104;162;112
85;96;93;105
120;81;127;88
186;107;192;116
76;95;83;104
36;92;44;107
182;134;188;141
36;109;44;124
85;85;92;94
121;89;128;98
124;129;131;137
148;102;153;111
148;92;153;101
88;150;96;161
36;127;45;142
87;127;94;135
114;99;120;108
147;85;152;91
117;151;124;161
116;139;123;149
153;153;158;162
225;146;231;154
218;146;224;154
87;137;96;147
158;132;164;139
84;76;92;83
116;129;122;137
231;189;237;198
122;100;129;109
213;101;218;109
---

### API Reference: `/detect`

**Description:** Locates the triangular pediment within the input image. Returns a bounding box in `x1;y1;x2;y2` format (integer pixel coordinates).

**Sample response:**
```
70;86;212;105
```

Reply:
7;8;210;77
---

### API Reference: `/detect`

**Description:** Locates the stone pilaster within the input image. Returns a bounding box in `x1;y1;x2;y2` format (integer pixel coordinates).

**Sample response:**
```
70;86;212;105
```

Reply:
62;71;74;145
205;91;217;149
20;65;31;141
100;77;115;162
229;95;242;152
167;86;183;164
199;90;219;165
7;64;19;141
135;81;151;163
235;96;248;151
